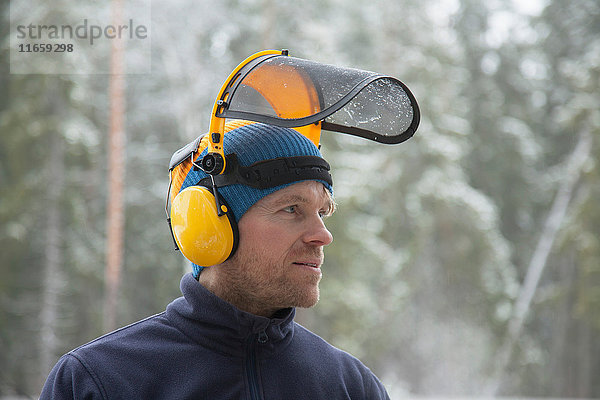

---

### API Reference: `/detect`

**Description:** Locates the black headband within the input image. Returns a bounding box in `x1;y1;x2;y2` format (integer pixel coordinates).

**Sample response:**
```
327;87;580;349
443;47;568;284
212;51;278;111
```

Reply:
194;153;332;190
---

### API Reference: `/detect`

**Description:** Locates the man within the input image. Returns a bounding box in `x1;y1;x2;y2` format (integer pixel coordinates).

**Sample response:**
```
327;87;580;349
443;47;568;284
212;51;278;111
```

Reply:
41;121;390;399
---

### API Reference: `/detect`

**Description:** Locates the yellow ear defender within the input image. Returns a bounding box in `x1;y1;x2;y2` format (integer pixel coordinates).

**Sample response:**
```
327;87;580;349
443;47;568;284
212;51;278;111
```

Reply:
169;185;238;266
166;121;252;267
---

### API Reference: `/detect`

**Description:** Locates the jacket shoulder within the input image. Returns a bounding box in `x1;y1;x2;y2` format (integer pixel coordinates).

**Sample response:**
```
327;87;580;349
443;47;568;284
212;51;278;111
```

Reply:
41;312;183;399
290;322;390;399
293;322;364;366
40;353;106;400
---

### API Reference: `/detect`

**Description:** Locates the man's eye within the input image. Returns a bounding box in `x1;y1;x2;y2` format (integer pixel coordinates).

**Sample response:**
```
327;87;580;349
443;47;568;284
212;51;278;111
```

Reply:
283;205;297;214
319;209;332;219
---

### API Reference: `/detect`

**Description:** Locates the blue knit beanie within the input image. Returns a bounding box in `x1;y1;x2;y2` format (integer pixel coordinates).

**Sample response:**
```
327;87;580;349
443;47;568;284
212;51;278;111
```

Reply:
177;123;333;277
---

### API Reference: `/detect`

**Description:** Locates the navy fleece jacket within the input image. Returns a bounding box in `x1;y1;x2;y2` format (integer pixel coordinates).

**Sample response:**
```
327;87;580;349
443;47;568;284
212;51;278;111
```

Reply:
41;273;390;399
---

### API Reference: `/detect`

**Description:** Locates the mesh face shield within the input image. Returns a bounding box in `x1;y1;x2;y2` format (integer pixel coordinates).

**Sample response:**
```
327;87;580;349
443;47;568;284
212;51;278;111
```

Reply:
212;51;420;146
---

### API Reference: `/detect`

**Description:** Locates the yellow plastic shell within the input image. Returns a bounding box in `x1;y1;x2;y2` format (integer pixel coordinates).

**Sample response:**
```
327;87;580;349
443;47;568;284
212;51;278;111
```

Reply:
170;186;235;266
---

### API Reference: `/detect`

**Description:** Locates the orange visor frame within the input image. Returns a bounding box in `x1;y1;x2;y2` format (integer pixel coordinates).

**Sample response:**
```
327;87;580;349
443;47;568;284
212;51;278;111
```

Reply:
206;50;420;171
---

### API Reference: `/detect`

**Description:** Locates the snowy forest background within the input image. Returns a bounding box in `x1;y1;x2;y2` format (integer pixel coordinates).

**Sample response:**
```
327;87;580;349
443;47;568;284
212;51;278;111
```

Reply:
1;0;599;397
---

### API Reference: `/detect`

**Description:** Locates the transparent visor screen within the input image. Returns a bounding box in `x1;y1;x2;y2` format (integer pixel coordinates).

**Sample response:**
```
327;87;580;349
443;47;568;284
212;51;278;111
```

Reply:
227;56;415;137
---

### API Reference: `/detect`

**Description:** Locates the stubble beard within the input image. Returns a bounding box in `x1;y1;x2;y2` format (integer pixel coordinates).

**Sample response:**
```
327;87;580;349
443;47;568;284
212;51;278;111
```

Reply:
216;245;323;316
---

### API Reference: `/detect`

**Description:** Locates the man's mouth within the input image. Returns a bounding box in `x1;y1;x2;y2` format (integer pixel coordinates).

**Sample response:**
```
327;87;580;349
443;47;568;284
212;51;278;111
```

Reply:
293;262;320;268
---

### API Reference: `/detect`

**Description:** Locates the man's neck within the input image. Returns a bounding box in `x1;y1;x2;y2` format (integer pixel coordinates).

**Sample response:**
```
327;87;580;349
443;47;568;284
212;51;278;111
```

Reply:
198;268;279;318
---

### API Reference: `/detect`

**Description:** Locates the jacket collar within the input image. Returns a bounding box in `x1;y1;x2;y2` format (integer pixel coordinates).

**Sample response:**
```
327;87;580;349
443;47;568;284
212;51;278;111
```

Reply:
166;273;296;357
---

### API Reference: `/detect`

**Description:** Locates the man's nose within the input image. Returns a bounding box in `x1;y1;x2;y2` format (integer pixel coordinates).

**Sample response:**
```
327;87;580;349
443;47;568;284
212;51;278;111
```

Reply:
303;214;333;246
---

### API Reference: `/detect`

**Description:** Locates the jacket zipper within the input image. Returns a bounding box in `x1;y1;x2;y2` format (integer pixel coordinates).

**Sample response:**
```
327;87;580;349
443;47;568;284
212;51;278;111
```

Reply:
246;330;268;400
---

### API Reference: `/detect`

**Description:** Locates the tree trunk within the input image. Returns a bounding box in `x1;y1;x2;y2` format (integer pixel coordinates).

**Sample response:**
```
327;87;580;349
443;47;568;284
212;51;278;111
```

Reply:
40;111;65;383
485;128;593;395
104;0;126;333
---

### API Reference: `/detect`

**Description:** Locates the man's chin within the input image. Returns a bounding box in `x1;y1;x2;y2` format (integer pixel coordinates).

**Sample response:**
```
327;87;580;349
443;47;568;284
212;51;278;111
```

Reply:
294;289;320;309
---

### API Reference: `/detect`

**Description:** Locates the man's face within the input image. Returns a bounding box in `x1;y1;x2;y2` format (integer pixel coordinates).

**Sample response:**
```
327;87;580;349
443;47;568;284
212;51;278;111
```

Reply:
218;180;334;316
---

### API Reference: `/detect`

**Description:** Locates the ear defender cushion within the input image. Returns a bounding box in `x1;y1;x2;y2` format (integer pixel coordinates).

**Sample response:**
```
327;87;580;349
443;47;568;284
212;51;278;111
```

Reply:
170;186;239;266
